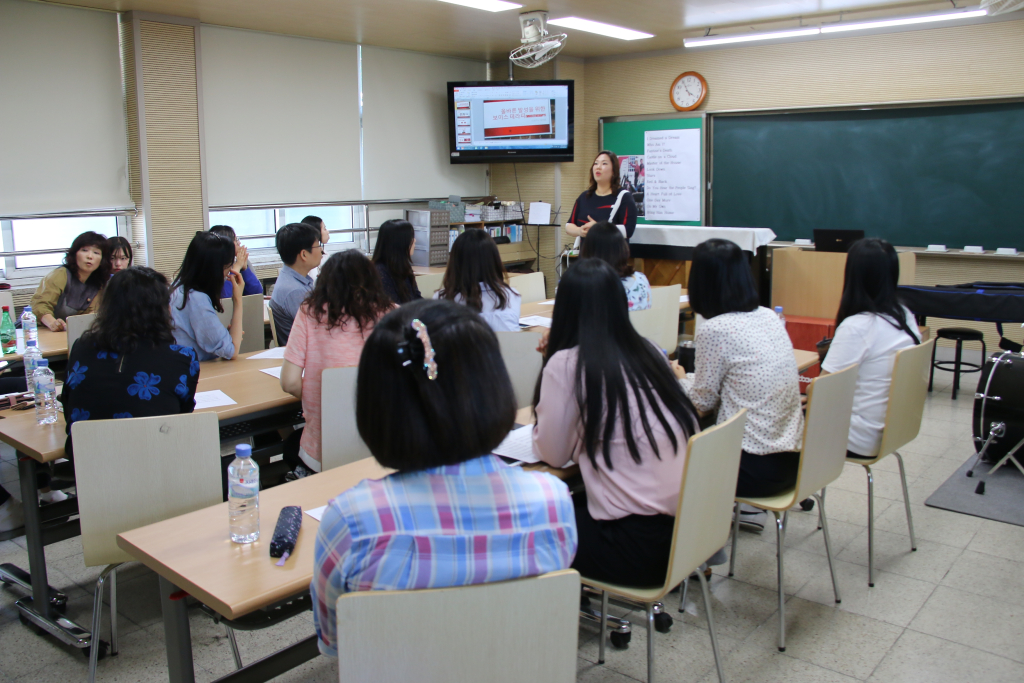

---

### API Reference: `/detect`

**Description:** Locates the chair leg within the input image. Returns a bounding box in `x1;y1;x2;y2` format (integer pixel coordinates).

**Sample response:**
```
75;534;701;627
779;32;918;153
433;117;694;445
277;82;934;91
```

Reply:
728;502;740;577
866;466;875;587
774;511;786;652
679;574;689;613
109;566;119;656
89;564;120;683
813;492;841;604
697;569;727;683
598;589;608;665
894;451;917;552
225;625;243;670
646;602;656;683
952;339;963;399
928;339;938;392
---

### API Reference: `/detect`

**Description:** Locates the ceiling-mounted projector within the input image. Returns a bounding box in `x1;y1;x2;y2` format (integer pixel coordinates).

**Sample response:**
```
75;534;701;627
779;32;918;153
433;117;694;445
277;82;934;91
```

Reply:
510;11;567;68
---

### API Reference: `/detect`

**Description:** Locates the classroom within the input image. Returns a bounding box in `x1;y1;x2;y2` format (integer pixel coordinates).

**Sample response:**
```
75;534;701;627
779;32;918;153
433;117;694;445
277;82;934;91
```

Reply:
1;0;1023;681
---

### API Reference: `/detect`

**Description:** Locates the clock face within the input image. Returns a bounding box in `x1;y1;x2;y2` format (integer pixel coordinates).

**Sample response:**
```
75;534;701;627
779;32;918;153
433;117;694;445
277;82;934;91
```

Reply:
671;72;706;111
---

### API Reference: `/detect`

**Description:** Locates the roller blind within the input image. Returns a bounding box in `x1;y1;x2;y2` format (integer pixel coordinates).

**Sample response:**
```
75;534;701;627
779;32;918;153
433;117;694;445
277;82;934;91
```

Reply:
0;0;131;217
362;46;487;201
200;26;360;207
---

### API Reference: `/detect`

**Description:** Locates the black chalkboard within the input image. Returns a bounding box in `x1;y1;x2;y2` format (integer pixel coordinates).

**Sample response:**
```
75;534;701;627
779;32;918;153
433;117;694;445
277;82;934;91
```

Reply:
710;102;1024;249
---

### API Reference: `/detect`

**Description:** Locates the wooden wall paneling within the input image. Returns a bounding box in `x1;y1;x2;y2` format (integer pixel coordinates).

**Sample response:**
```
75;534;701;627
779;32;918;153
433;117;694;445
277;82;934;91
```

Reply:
119;15;148;267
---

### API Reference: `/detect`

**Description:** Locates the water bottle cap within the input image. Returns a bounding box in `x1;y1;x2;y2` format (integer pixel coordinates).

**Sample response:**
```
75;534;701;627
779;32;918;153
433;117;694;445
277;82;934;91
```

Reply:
23;306;30;312
235;443;252;458
774;306;784;313
26;340;36;347
37;359;48;367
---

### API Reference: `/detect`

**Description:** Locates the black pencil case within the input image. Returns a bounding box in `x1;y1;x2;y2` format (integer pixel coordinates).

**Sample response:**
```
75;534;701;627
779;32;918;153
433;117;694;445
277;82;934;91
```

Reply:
269;506;302;559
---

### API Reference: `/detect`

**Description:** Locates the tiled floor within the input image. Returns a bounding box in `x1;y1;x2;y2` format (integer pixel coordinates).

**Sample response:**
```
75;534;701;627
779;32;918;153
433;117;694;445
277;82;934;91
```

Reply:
1;371;1022;682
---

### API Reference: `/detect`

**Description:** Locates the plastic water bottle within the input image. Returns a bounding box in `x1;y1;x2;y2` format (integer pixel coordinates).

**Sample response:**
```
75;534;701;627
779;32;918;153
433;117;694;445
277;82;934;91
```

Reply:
228;444;260;543
774;305;787;329
0;307;14;356
33;360;57;425
23;341;42;396
20;306;37;346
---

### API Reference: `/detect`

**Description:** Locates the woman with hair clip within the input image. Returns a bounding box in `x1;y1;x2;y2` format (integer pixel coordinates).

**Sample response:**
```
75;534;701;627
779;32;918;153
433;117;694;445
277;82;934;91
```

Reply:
310;299;577;657
108;236;133;276
31;231;111;332
580;221;651;310
169;231;245;361
565;150;639;241
372;219;422;304
279;250;394;477
435;229;521;332
533;258;699;586
820;238;920;458
61;266;199;457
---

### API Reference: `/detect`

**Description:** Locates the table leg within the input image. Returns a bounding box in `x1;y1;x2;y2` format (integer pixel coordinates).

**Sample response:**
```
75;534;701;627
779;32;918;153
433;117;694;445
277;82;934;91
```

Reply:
159;575;196;683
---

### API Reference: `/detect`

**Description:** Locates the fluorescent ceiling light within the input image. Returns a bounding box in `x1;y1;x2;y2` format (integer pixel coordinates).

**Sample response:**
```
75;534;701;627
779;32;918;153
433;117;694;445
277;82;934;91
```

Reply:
684;27;819;47
821;9;987;33
437;0;522;12
548;17;654;40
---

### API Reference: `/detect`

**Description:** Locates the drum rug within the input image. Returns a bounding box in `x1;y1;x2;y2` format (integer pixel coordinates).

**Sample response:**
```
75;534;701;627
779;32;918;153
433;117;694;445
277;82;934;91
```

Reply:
926;459;1024;527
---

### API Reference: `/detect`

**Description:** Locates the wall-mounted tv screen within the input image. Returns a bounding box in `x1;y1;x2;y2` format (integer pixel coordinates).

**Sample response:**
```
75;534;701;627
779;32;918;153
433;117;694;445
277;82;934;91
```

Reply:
447;80;574;164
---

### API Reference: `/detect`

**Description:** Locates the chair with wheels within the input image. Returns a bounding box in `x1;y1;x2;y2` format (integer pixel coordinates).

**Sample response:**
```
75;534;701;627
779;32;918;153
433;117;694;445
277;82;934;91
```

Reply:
581;409;747;683
320;366;372;471
495;330;543;409
335;569;580;683
72;413;234;682
929;327;985;399
730;364;859;652
846;339;934;587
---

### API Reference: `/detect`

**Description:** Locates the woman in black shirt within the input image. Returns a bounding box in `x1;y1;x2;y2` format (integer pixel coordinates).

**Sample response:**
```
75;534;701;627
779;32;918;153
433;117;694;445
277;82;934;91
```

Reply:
61;267;199;458
567;150;638;241
372;219;422;304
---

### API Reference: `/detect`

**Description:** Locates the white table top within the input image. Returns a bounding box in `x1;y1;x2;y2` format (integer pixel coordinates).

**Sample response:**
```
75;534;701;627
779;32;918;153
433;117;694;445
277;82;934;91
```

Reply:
632;225;776;253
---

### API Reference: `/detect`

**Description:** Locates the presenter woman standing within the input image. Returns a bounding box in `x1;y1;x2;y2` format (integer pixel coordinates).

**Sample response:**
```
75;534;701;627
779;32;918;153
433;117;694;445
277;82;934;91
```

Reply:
566;150;638;241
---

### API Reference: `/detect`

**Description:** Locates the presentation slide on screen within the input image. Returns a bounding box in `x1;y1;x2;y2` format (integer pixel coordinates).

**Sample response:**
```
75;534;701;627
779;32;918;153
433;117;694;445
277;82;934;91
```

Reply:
452;84;569;151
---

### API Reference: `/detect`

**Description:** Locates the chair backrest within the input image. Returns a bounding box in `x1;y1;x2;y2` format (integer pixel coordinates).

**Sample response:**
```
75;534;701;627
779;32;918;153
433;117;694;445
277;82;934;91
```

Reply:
633;284;681;352
511;271;546;304
495;331;543;409
415;272;445;298
320;366;372;470
66;313;96;353
72;413;223;567
218;294;266;354
877;339;935;458
794;364;860;500
664;410;747;593
336;569;579;683
266;299;279;347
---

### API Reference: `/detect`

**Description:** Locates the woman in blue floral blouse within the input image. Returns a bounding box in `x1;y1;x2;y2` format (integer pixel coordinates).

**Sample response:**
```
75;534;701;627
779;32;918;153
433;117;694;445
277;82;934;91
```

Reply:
61;267;200;458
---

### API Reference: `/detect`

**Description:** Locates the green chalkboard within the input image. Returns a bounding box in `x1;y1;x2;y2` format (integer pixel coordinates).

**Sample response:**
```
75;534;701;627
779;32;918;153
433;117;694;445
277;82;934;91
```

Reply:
710;102;1024;249
600;114;704;226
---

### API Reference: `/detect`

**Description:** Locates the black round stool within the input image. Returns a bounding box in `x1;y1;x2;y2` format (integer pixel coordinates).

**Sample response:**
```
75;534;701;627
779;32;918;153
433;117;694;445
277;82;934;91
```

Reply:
929;327;986;399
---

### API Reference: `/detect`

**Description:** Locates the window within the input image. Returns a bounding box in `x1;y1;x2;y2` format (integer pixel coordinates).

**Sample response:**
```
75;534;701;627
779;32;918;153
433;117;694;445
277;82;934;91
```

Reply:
208;206;356;255
1;215;122;279
280;207;354;247
210;209;276;250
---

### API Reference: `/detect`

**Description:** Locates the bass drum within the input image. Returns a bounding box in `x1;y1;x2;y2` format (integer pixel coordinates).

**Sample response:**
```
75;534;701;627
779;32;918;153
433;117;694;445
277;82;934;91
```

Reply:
973;351;1024;463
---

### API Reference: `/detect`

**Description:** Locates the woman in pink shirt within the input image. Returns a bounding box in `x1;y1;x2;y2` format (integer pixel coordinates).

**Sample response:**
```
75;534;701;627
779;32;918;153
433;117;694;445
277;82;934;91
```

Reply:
533;259;699;586
280;250;393;476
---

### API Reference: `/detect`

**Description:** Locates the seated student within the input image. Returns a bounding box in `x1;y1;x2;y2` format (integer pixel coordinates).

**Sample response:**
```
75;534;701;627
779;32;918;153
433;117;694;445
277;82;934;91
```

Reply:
434;229;521;332
31;231;111;332
580;221;651;311
311;300;577;657
170;232;245;361
210;225;263;299
108;236;133;276
674;239;803;531
270;222;323;346
533;259;698;586
372;219;422;305
62;266;199;457
301;214;330;248
280;250;393;476
820;238;919;458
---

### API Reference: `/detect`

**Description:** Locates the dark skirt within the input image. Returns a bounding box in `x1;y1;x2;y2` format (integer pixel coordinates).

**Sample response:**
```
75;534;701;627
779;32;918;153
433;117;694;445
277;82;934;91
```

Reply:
735;450;801;498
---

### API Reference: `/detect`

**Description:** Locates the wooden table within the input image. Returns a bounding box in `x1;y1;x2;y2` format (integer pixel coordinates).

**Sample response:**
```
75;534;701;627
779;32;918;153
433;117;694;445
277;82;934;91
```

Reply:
519;287;690;322
1;329;68;363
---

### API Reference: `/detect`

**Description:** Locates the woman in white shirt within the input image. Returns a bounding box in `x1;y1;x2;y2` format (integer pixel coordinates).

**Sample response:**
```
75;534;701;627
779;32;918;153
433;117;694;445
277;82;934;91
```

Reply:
820;238;919;457
435;229;521;332
580;221;651;311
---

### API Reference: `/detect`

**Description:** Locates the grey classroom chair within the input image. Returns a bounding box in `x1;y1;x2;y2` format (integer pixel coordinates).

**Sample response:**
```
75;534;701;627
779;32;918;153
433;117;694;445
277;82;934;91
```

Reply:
730;364;859;652
267;300;280;348
66;313;96;353
495;330;543;409
336;569;580;683
72;413;232;682
844;339;934;587
629;283;681;353
511;271;546;304
218;293;267;354
582;410;747;683
320;367;371;471
415;272;445;298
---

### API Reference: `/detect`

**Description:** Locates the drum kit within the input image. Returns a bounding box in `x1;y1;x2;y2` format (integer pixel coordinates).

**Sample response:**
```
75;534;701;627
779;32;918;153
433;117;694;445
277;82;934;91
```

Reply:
967;350;1024;494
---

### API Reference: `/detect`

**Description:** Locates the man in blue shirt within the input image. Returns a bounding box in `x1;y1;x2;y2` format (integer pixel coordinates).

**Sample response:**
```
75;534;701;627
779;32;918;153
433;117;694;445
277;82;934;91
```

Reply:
270;222;322;346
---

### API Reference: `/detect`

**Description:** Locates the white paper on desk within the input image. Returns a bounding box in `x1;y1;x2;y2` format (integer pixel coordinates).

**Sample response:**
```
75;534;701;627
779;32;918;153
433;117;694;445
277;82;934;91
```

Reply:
680;295;689;303
528;202;551;225
249;347;286;360
537;300;555;306
519;315;552;328
194;390;237;410
306;505;327;522
493;425;541;463
260;366;283;379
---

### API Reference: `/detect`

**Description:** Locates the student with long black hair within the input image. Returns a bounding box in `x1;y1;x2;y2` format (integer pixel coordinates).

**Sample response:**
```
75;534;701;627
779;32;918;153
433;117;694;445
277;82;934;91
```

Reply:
821;238;919;458
170;231;244;361
580;221;651;311
532;258;699;586
435;229;521;332
372;219;421;304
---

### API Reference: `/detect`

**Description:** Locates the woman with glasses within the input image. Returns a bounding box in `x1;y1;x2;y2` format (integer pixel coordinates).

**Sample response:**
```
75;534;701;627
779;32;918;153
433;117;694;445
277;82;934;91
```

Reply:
210;225;264;299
